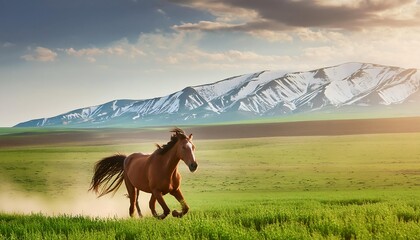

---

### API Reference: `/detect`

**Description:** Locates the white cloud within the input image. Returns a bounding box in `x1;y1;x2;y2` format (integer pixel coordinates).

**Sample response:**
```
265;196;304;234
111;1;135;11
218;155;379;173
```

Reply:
136;31;199;50
248;30;293;42
295;29;344;42
61;31;292;72
176;0;258;23
66;47;103;57
21;47;57;62
173;21;240;31
2;42;15;48
156;8;166;16
155;44;292;71
64;38;146;62
292;27;420;70
36;25;420;78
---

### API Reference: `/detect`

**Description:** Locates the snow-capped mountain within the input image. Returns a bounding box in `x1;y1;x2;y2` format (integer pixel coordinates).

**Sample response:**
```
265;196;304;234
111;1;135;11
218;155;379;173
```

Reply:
15;62;420;127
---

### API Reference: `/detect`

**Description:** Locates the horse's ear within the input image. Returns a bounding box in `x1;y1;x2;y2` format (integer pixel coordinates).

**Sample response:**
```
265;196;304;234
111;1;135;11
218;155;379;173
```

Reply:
188;134;193;140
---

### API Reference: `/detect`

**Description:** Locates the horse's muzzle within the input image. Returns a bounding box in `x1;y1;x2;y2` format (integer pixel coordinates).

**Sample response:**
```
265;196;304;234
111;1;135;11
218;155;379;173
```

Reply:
189;162;198;172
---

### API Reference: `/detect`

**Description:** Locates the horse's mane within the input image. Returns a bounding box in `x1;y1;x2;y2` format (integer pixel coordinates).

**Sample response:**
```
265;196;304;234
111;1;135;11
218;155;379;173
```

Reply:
155;128;187;155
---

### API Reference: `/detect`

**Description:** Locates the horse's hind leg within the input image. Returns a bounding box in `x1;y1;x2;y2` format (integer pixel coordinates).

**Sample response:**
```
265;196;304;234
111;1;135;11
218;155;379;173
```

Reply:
149;195;158;217
124;177;136;217
135;189;142;217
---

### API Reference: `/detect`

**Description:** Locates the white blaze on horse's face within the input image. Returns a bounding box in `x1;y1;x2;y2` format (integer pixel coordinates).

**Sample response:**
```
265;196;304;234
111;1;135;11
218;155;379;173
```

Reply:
178;134;198;172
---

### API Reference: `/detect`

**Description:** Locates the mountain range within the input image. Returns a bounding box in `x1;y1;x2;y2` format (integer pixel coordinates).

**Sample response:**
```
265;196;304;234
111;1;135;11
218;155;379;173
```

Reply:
15;62;420;127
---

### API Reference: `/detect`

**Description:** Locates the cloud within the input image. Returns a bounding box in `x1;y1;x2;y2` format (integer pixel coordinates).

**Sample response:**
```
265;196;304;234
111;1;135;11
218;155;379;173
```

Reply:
141;32;292;71
171;0;420;38
293;27;420;70
64;38;146;62
60;31;292;72
157;8;166;16
21;47;57;62
161;27;420;72
2;42;16;48
164;48;290;66
25;26;419;79
295;28;346;42
248;29;293;42
66;47;103;57
173;21;241;31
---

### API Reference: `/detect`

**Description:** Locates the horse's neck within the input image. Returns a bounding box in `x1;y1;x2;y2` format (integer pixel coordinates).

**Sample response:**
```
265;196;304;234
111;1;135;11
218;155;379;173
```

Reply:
160;146;180;176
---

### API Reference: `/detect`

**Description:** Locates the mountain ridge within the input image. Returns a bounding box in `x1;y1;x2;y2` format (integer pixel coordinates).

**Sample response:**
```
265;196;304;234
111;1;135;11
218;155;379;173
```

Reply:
15;62;420;127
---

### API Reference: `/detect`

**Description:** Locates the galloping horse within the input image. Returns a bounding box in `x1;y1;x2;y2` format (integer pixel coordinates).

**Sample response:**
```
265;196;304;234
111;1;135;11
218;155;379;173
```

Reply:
89;128;198;219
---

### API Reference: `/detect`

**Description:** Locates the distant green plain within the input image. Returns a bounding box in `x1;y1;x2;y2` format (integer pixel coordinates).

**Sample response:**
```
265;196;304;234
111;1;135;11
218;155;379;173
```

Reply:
0;130;419;239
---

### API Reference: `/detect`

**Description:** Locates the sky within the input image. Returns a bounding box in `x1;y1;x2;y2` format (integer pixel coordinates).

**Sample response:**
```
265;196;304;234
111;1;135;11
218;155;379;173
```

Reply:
1;0;420;127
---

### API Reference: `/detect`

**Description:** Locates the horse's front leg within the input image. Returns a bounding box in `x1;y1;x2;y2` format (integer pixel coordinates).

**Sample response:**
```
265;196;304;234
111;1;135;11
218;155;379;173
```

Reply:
170;188;189;218
151;190;170;220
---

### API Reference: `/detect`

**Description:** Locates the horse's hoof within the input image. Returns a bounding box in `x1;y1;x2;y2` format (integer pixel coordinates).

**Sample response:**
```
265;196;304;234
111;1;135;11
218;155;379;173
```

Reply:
172;210;183;218
154;213;168;220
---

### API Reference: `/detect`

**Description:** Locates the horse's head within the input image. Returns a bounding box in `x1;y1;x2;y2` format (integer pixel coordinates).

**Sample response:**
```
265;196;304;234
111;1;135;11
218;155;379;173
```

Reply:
175;131;198;172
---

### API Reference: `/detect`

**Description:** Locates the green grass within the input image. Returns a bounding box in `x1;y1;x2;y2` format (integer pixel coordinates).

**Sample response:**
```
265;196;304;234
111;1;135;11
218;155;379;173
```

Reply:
0;131;420;239
1;197;419;239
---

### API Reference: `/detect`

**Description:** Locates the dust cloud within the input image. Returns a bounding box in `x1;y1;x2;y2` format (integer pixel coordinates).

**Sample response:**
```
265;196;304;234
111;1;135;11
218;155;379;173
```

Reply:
0;182;152;218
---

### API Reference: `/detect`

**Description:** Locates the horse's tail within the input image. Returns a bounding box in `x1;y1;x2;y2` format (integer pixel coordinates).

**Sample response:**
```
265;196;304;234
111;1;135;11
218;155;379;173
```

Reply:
89;154;127;197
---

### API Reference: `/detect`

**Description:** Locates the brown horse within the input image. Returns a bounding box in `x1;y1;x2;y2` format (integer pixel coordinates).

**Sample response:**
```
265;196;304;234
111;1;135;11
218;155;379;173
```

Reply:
89;128;198;219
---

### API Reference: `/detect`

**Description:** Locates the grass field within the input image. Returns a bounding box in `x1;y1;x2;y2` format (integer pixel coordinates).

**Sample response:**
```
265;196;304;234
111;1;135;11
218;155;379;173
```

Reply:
0;129;419;239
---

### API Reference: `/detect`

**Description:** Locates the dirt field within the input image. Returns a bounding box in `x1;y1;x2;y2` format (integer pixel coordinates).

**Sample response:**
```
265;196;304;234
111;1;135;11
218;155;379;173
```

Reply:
190;116;420;139
1;117;420;147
